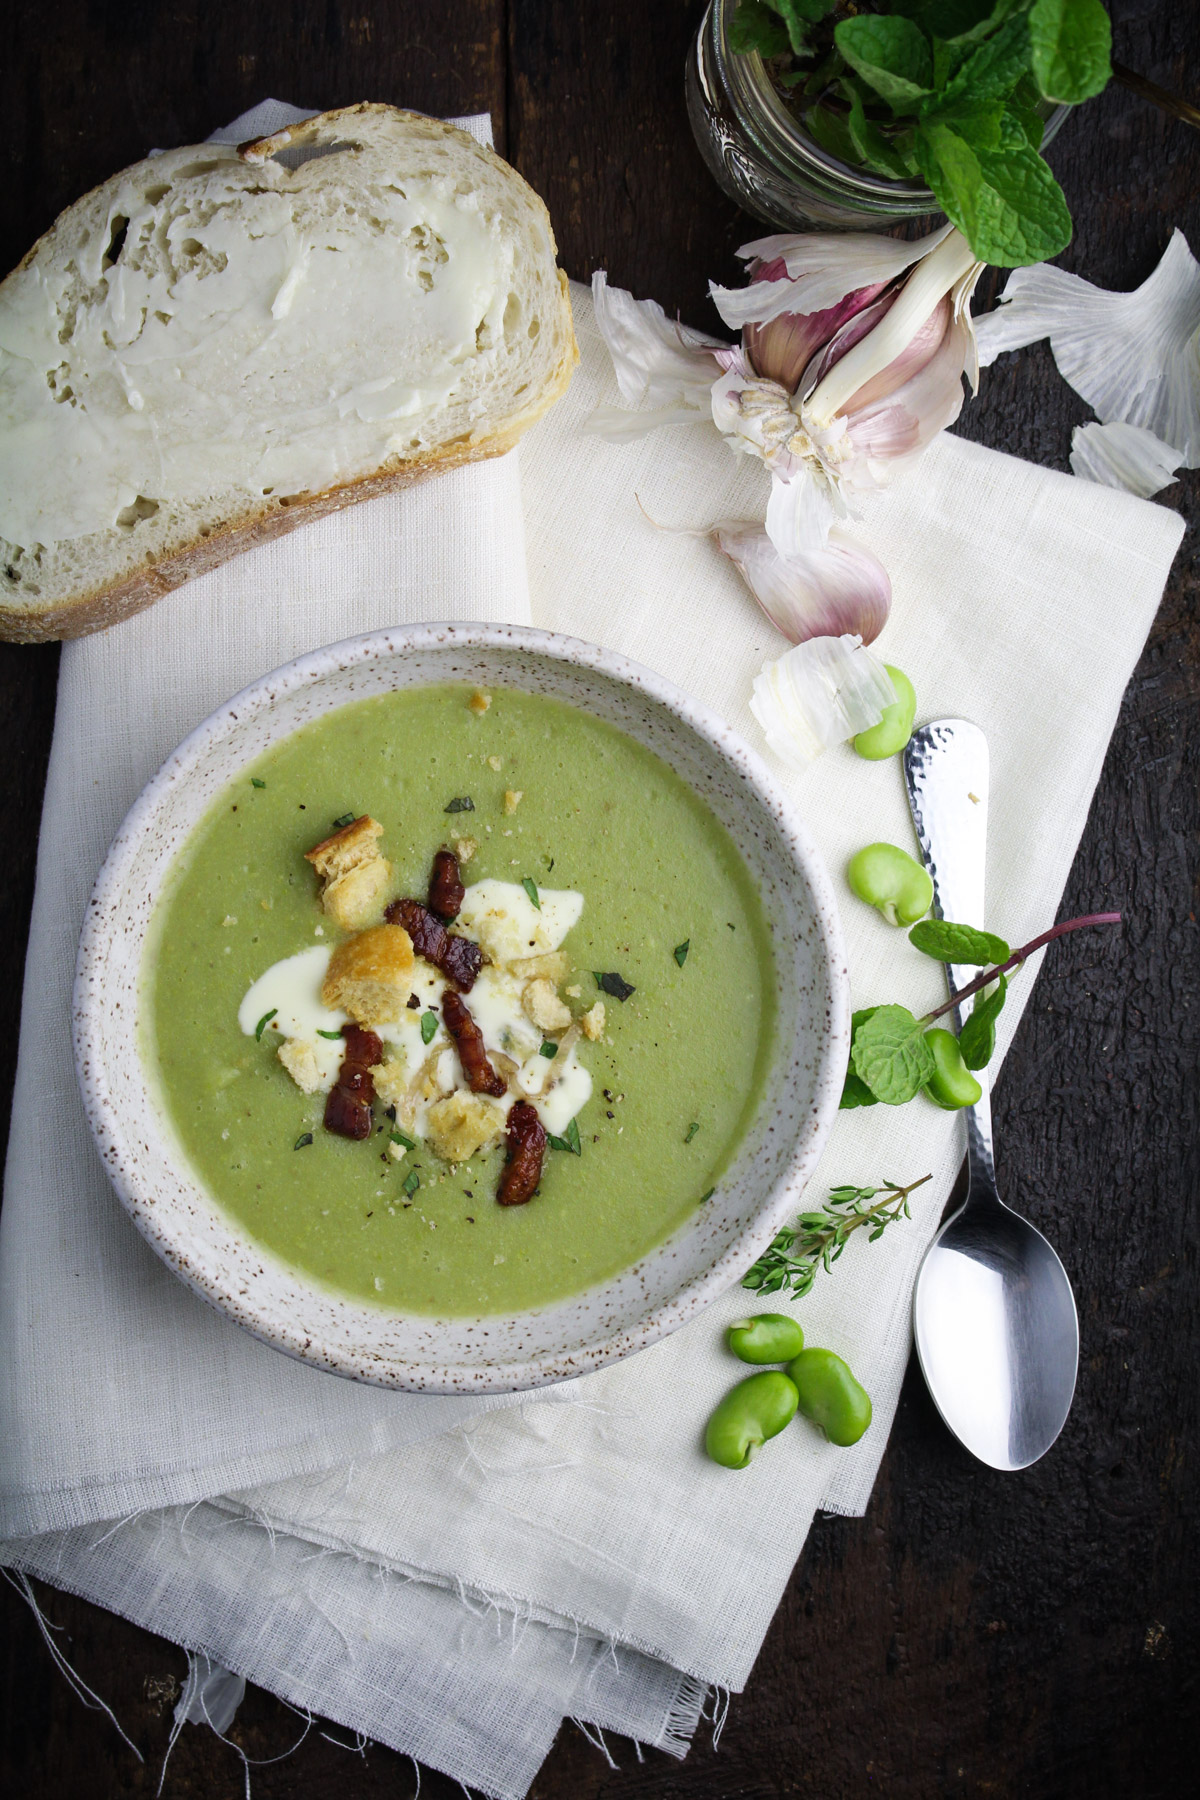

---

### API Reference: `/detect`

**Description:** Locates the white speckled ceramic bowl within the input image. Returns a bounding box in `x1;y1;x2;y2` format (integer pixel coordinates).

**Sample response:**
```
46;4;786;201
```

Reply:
75;623;849;1393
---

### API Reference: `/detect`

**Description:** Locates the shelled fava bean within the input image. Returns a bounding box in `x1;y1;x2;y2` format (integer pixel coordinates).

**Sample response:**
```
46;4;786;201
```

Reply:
853;665;917;761
923;1027;983;1111
705;1315;873;1467
847;841;933;928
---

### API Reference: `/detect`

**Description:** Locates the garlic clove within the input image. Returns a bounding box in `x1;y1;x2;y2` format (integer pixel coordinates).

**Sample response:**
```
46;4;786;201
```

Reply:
745;282;891;393
715;520;891;647
750;634;898;769
711;224;955;329
836;307;975;492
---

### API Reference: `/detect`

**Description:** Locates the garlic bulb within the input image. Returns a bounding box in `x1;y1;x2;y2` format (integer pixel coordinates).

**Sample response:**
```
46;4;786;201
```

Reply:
750;635;898;770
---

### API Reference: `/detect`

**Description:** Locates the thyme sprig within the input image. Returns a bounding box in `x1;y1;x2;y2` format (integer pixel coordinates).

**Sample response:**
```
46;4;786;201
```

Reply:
742;1173;931;1300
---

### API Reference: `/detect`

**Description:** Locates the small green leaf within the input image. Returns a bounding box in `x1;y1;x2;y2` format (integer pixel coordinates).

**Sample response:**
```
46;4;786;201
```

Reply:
595;971;635;1002
1028;0;1111;104
805;97;863;166
685;1122;700;1144
546;1132;570;1152
835;15;933;110
255;1008;278;1041
565;1117;582;1156
1006;72;1047;147
521;876;541;910
924;11;1031;110
729;0;791;59
293;1132;313;1150
699;1187;717;1204
673;939;691;967
403;1169;420;1196
540;1041;559;1059
840;1069;880;1109
332;812;355;830
250;777;266;789
844;82;915;178
914;115;1072;265
420;1010;438;1045
316;1028;343;1040
444;796;474;814
390;1129;417;1151
959;973;1008;1069
908;920;1011;964
851;1005;937;1105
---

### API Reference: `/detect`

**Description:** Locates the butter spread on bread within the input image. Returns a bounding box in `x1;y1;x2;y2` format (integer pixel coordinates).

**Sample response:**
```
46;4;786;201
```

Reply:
0;104;576;640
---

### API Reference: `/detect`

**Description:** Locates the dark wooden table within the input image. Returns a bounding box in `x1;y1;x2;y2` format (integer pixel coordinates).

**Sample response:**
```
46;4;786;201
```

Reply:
2;4;1196;1795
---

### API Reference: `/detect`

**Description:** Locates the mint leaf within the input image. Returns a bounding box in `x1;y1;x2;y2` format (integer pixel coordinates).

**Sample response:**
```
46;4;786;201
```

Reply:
908;920;1011;964
926;11;1030;110
769;0;836;53
914;116;1071;264
852;1005;937;1105
927;96;1006;147
835;15;933;110
805;98;862;165
845;82;915;177
729;0;791;57
1007;73;1047;148
841;1006;881;1109
959;973;1007;1068
1029;0;1111;104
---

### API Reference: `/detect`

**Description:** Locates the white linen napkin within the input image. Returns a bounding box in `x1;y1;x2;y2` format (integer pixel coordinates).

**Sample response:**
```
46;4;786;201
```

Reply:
0;105;1185;1798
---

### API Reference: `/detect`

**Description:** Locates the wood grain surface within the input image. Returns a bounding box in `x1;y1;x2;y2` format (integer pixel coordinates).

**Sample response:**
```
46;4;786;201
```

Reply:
1;2;1197;1795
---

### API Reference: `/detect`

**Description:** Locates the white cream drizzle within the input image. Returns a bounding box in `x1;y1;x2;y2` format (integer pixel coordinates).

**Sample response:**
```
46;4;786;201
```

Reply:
237;879;593;1142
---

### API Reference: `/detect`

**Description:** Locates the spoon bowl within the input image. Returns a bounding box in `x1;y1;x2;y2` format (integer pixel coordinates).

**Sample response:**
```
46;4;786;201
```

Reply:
914;1190;1079;1470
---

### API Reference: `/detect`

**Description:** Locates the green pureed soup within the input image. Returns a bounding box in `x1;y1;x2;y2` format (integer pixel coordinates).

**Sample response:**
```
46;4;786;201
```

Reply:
146;684;777;1315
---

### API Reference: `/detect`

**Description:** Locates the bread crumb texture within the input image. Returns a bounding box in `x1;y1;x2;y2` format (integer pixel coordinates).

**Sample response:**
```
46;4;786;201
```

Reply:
278;1038;324;1094
425;1091;506;1163
0;104;576;640
523;977;572;1033
322;924;416;1023
305;815;391;929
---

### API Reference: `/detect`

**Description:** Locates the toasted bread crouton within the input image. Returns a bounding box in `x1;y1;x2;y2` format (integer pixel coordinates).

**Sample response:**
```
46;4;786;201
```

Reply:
503;789;523;815
425;1091;505;1163
278;1038;325;1094
468;691;491;715
509;950;570;983
305;815;392;930
581;1001;606;1041
522;977;571;1033
455;836;478;863
370;1057;409;1108
322;923;415;1022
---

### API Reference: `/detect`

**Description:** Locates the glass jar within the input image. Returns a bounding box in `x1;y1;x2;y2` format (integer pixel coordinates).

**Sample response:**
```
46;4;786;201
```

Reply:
686;0;1067;234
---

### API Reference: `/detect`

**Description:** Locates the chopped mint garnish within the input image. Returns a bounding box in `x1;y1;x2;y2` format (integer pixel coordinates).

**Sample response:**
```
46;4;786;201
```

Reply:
595;971;635;1002
699;1187;716;1203
685;1122;700;1144
293;1132;313;1150
402;1169;420;1196
254;1008;278;1041
548;1118;583;1156
444;796;474;814
522;876;541;909
250;777;266;789
673;939;690;967
390;1129;417;1152
420;1010;438;1045
316;1028;343;1040
539;1041;558;1059
332;812;355;830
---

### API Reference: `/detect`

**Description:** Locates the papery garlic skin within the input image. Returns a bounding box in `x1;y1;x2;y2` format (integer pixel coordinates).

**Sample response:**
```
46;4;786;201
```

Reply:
711;225;957;330
1069;421;1183;498
975;231;1200;465
714;520;891;647
587;271;728;438
750;634;898;770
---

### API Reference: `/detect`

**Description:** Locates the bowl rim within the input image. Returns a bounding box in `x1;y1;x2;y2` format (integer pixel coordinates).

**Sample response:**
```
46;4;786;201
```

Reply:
74;621;850;1391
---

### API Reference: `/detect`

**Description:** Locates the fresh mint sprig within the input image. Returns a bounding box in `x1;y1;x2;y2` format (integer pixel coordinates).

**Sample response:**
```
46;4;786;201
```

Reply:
729;0;1114;265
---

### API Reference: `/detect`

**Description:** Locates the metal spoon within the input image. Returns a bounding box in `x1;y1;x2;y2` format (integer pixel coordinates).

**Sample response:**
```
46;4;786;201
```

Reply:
903;720;1079;1470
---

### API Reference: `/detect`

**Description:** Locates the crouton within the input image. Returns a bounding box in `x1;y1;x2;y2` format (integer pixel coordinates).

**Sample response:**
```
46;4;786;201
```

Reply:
425;1091;505;1163
468;691;491;715
304;815;392;930
455;837;478;864
322;923;415;1023
370;1056;409;1108
278;1038;324;1094
581;1001;606;1041
523;977;572;1033
503;789;523;815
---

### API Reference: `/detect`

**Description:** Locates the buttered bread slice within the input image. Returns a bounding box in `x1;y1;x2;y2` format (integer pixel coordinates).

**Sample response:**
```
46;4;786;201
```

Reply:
0;104;576;640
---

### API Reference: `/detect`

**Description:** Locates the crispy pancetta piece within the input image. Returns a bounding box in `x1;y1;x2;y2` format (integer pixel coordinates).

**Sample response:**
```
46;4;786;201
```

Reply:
385;896;482;991
442;991;507;1098
428;848;466;921
497;1100;546;1207
323;1023;383;1141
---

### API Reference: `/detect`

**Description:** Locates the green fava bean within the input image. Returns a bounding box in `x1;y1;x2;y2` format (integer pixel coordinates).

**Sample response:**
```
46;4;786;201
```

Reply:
923;1027;983;1110
785;1348;873;1447
705;1371;799;1469
853;665;917;761
847;842;934;927
727;1313;805;1364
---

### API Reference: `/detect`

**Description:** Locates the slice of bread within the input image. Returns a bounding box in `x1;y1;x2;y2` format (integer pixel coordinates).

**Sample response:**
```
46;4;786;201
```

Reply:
0;104;577;641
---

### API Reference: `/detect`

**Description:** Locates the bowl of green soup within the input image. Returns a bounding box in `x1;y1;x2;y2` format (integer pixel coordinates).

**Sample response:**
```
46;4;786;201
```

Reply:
75;623;849;1392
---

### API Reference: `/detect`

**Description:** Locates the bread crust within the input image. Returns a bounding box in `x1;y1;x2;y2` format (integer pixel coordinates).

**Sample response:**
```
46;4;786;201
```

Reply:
0;105;578;643
322;923;417;1023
